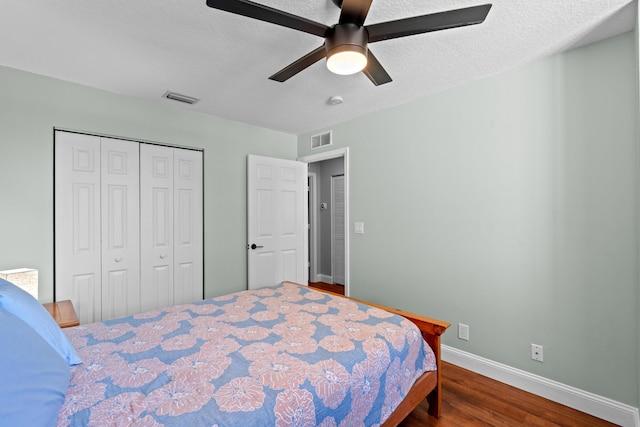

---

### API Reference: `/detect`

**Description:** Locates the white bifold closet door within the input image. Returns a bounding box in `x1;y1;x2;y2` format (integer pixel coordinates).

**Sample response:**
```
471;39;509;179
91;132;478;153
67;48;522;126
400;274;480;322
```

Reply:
55;131;203;324
101;137;141;321
140;144;203;312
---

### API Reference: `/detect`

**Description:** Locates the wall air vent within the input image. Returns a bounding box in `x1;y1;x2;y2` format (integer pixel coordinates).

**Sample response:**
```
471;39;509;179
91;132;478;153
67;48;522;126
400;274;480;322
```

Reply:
162;91;200;105
311;131;332;149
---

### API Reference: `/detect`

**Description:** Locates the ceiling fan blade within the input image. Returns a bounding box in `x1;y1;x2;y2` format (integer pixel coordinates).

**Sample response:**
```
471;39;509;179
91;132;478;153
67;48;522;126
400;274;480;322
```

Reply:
366;4;492;43
339;0;373;26
362;50;392;86
269;45;327;82
206;0;329;38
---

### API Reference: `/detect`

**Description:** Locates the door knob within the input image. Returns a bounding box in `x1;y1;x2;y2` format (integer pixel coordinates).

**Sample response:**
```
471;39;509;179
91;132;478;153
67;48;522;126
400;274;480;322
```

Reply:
249;244;264;250
160;254;166;259
115;257;122;262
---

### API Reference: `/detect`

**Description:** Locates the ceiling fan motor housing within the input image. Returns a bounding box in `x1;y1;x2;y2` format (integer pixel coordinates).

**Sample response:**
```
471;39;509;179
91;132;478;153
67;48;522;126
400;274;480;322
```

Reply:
325;24;368;59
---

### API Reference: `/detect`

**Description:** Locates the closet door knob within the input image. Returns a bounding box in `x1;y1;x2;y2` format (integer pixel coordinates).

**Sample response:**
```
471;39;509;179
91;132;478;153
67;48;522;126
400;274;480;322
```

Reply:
115;257;122;262
160;254;166;259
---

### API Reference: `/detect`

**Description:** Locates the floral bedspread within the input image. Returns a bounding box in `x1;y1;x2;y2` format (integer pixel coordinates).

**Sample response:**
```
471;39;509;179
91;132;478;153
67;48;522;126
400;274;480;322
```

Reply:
57;282;437;427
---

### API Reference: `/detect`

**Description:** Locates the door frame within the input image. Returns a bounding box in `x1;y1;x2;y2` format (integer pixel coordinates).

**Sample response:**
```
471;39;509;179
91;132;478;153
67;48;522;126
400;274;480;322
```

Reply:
330;174;345;285
298;148;350;296
308;172;319;283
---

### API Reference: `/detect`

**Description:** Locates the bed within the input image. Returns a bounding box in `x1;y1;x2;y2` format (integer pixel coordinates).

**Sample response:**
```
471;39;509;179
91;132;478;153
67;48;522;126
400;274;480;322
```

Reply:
0;279;449;427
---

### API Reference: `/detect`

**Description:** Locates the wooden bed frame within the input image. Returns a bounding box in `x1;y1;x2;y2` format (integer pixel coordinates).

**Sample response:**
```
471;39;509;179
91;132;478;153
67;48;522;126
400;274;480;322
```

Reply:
286;282;451;425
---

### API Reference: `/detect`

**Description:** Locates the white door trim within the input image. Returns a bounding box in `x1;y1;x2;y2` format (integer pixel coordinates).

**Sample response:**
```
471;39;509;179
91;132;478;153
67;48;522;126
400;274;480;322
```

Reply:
298;148;350;296
308;172;319;283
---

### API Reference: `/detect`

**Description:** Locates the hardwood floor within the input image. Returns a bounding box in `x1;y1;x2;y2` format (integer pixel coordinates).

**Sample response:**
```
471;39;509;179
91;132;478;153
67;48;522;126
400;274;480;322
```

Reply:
400;362;617;427
308;281;345;295
308;282;615;426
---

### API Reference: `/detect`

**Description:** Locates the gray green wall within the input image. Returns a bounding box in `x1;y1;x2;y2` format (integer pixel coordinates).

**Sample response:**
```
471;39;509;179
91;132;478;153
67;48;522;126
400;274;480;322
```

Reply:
299;32;639;407
0;65;297;303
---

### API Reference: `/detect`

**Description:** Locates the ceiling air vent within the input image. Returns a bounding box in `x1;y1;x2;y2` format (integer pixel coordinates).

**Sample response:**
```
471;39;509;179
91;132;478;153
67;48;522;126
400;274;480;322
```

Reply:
311;131;332;149
162;91;200;105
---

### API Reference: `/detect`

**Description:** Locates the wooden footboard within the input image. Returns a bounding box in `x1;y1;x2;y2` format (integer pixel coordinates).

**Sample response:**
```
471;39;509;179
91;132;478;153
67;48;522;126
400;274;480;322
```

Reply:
289;282;450;423
379;308;449;425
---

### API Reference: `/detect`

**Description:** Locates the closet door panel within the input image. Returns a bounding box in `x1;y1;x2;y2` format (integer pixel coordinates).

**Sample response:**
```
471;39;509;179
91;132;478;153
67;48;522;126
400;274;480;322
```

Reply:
101;138;140;320
140;145;174;312
102;270;128;319
55;131;102;325
174;149;203;304
71;273;98;326
153;265;173;309
175;263;195;305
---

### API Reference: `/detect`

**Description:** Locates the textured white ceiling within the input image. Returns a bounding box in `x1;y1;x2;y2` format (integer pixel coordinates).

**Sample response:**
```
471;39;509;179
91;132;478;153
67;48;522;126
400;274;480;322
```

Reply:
0;0;636;134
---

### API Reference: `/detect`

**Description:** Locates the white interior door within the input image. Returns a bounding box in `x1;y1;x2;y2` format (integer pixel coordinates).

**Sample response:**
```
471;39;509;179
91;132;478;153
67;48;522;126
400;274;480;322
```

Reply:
247;155;307;289
55;131;102;324
100;138;140;320
140;145;174;312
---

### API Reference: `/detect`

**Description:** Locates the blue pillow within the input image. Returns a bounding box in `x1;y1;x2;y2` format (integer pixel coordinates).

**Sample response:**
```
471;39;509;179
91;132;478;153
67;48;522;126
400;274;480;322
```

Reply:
0;278;82;365
0;306;71;427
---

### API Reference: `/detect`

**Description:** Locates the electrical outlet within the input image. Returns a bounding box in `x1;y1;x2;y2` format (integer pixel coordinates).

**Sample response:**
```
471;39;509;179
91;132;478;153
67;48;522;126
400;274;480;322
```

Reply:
531;343;544;362
458;323;469;341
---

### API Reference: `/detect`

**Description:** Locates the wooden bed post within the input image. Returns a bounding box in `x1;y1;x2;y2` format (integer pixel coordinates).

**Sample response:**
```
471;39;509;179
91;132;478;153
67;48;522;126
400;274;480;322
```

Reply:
423;331;445;418
396;314;449;418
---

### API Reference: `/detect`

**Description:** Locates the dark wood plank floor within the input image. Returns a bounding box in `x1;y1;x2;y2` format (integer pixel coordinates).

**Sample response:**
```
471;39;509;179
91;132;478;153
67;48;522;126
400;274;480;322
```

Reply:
308;281;345;294
309;282;616;427
400;362;616;427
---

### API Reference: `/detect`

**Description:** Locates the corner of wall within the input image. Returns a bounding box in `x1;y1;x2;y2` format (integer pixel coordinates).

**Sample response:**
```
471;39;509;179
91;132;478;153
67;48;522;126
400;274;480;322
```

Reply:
635;3;640;412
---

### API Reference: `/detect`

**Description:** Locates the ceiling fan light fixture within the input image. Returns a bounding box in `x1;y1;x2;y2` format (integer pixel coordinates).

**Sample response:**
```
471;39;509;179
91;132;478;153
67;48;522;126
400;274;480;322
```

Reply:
325;23;368;76
327;47;367;75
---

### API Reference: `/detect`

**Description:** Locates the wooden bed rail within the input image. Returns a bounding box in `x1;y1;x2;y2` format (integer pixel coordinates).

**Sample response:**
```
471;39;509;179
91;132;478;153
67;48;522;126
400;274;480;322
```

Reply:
286;282;451;422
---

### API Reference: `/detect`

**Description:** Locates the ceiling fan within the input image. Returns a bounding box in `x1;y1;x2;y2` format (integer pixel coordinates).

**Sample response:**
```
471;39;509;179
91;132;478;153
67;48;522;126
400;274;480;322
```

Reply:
206;0;492;86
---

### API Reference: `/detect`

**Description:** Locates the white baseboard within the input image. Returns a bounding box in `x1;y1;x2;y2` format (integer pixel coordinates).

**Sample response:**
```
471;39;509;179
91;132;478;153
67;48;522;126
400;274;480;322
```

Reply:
442;345;640;427
315;274;332;284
